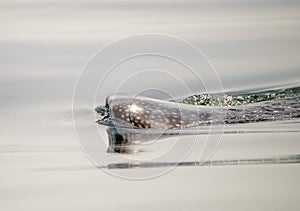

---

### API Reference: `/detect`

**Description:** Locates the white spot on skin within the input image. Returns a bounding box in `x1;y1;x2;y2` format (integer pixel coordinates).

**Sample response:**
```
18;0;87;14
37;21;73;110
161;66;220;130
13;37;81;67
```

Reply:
129;104;142;113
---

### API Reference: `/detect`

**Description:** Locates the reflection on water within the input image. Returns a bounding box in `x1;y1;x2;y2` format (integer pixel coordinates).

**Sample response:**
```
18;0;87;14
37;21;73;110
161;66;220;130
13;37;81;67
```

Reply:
106;126;183;154
103;154;300;169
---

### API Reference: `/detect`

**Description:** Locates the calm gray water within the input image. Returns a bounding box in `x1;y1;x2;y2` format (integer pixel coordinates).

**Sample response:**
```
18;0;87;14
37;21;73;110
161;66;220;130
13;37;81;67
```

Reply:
1;0;300;211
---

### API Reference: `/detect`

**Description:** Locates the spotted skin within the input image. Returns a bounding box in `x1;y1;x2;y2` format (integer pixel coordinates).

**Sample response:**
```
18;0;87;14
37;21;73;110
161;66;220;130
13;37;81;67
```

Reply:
97;94;219;129
96;93;300;130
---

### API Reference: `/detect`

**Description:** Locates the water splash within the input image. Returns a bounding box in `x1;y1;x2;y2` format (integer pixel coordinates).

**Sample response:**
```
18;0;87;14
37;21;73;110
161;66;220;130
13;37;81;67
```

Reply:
180;86;300;106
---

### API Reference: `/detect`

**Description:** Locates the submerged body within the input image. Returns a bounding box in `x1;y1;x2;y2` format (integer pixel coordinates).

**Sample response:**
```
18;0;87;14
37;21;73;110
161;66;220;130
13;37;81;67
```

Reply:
95;87;300;130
